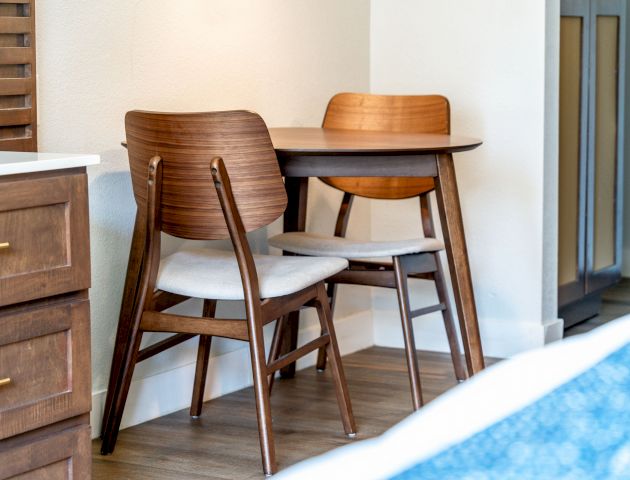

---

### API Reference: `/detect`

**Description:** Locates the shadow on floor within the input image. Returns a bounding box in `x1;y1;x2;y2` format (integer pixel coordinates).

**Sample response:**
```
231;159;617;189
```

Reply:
564;278;630;338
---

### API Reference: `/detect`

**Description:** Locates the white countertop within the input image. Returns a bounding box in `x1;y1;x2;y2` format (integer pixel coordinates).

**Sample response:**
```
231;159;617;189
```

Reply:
0;152;101;176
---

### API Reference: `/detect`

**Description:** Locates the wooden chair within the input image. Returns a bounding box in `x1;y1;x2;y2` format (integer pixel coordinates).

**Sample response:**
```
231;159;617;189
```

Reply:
269;93;467;411
99;110;356;476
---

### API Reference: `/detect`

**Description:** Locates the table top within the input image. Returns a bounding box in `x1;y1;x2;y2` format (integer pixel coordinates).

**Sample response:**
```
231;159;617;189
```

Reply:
269;128;482;155
0;152;100;176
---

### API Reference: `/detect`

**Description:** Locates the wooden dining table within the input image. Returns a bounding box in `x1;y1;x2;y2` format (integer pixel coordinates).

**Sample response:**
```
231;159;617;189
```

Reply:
267;127;485;377
115;127;484;386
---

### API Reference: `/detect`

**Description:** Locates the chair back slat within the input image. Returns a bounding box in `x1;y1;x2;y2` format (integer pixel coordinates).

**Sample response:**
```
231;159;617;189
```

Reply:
126;110;287;240
321;93;450;199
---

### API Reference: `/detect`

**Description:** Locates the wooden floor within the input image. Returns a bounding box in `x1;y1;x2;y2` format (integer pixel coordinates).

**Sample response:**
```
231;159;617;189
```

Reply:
92;348;493;479
92;281;630;479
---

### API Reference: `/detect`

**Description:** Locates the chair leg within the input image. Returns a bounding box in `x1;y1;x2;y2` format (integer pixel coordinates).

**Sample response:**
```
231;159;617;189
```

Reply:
393;256;424;411
190;335;212;417
100;212;146;439
267;315;287;392
247;315;276;475
314;283;356;436
433;255;468;382
99;314;136;442
190;300;217;417
100;324;144;454
316;282;337;371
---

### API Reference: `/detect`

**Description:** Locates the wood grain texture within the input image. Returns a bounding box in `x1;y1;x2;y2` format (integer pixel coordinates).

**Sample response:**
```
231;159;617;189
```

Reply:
1;424;91;479
140;311;250;341
0;0;36;152
278;177;308;379
101;157;165;456
0;170;91;307
323;93;450;134
125;110;287;240
422;196;468;382
276;94;471;385
0;16;31;34
211;155;355;473
392;256;423;410
311;283;355;435
102;113;354;476
190;300;216;418
99;209;146;444
0;164;92;480
434;153;484;374
270;128;480;155
260;284;318;322
92;347;499;479
0;203;68;275
0;165;92;477
0;299;91;440
321;93;449;199
137;333;195;362
267;334;330;374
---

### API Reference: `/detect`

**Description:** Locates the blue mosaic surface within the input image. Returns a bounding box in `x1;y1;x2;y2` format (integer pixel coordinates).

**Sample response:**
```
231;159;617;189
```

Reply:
390;342;630;480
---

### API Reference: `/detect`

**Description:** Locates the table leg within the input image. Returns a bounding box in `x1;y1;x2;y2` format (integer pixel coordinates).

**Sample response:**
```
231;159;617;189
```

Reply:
100;209;146;434
434;153;485;375
279;177;309;378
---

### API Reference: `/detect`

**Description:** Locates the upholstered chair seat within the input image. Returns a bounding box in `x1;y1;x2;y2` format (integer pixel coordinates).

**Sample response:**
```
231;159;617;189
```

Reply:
269;232;444;259
157;247;348;300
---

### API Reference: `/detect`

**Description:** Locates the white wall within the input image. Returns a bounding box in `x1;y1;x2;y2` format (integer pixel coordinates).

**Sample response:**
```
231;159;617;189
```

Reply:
369;0;562;357
543;0;562;342
34;0;563;436
36;0;372;435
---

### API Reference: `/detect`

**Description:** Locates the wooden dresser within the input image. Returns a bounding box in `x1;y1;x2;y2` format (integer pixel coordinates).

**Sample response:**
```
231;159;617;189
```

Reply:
0;153;99;479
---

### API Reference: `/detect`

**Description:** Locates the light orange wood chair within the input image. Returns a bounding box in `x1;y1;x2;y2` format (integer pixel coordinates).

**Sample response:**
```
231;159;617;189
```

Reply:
269;93;467;411
99;110;355;476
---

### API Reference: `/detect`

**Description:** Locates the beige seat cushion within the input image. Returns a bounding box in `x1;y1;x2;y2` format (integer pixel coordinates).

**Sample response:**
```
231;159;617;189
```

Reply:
156;247;348;301
268;232;443;259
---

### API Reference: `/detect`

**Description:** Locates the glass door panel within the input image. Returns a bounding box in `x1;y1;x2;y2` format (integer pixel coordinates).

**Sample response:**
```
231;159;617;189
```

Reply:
559;16;584;286
592;15;619;271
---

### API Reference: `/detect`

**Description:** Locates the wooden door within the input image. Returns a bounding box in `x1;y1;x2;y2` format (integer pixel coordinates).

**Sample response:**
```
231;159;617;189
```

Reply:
585;0;626;293
558;0;626;312
559;0;590;308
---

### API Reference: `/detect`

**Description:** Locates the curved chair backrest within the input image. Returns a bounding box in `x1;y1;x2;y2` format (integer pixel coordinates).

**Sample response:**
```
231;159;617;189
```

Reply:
125;110;287;240
321;93;450;199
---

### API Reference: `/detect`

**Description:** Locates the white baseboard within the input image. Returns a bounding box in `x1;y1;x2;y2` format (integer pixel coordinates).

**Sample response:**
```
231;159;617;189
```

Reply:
543;317;564;344
372;309;454;353
91;310;373;439
90;307;561;440
372;309;559;359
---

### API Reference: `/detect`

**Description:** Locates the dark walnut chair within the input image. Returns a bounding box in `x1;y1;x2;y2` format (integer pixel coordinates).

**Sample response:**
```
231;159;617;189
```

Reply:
100;110;356;476
269;93;467;411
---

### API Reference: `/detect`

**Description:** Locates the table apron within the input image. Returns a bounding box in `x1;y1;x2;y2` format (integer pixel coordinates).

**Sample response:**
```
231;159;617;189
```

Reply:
278;154;438;178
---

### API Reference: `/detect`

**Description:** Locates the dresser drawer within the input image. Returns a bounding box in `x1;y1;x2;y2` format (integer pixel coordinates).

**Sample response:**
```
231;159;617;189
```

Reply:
0;171;90;307
0;424;90;480
0;299;91;439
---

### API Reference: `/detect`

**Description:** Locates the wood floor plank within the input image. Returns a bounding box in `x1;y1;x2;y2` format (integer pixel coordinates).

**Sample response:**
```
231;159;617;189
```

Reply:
93;348;498;479
96;280;628;477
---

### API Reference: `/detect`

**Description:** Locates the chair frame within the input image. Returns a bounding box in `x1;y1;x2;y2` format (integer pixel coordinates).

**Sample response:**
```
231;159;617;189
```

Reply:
100;113;355;476
317;191;467;410
271;93;467;410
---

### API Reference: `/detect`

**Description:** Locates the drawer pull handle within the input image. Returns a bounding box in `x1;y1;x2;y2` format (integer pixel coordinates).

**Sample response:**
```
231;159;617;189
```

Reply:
0;242;9;250
0;378;11;387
